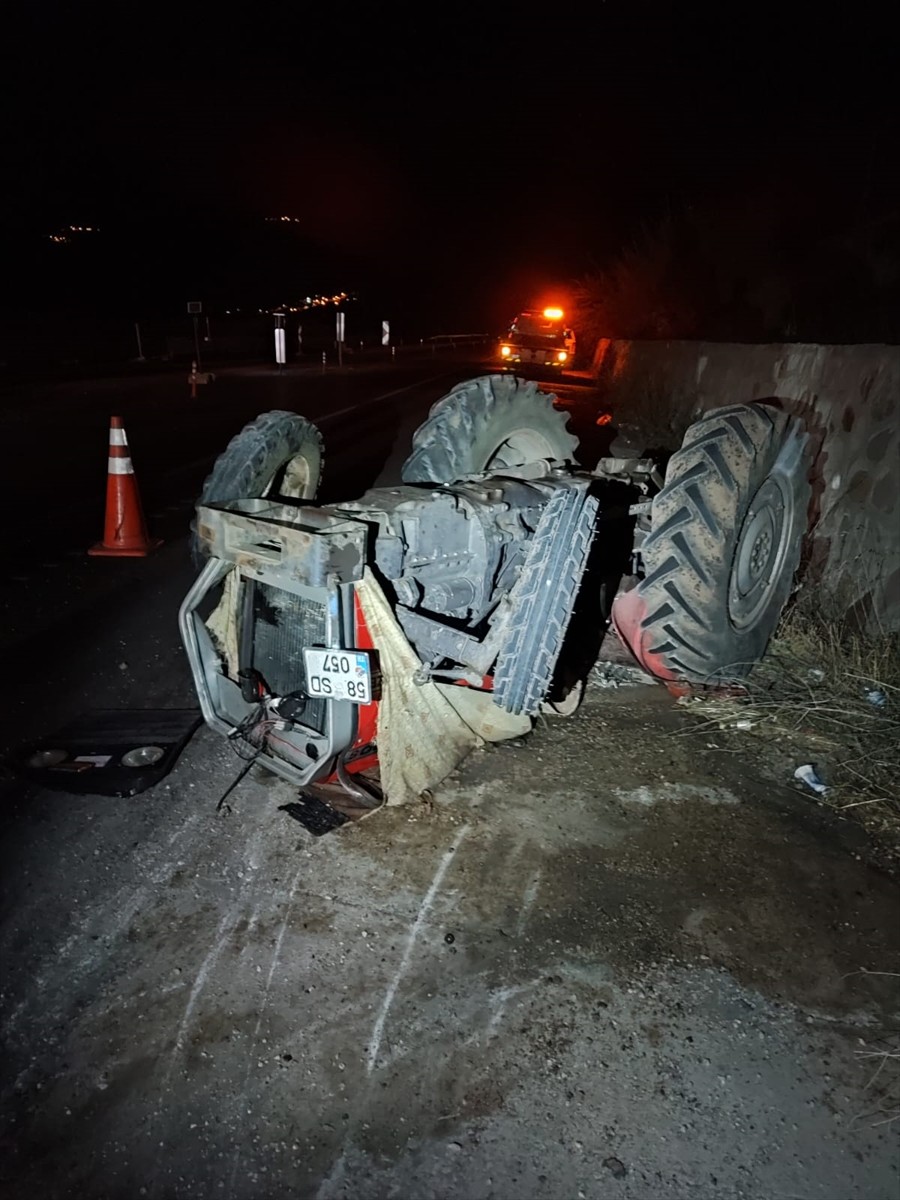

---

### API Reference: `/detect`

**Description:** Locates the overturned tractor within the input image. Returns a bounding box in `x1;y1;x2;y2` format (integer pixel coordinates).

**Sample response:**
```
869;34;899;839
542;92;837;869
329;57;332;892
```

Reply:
180;375;811;805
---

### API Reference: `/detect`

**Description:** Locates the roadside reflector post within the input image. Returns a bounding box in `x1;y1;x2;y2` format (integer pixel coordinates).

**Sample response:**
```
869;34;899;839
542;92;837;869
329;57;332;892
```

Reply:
336;311;345;369
187;300;203;371
273;311;286;373
187;360;214;395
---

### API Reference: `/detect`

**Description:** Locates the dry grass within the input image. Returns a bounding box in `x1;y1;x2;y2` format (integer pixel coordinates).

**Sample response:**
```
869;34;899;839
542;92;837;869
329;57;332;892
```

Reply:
597;368;703;453
677;602;900;848
854;1033;900;1129
749;608;900;812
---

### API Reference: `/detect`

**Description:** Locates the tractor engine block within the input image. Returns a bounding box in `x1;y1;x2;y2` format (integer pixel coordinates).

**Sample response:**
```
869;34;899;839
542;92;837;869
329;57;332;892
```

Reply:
335;477;570;659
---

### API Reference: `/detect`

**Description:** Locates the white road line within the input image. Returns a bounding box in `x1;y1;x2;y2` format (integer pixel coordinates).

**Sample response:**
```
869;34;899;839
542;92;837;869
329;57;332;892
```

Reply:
228;865;305;1199
169;372;450;481
366;824;470;1075
484;983;528;1042
316;372;449;424
2;814;203;1043
516;869;542;939
315;1147;349;1200
253;867;303;1037
169;905;241;1067
165;821;268;1073
240;901;263;956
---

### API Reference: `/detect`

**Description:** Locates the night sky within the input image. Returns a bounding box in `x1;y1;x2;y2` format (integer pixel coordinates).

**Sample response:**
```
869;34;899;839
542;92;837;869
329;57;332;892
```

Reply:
4;6;897;332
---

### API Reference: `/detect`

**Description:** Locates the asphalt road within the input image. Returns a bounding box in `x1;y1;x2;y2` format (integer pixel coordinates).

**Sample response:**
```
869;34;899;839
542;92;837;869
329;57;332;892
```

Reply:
1;355;897;1200
1;352;603;566
0;353;492;568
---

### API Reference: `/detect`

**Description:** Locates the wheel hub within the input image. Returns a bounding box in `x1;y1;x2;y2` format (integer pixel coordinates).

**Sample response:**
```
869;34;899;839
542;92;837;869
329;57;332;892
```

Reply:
749;527;773;574
728;476;793;631
486;428;559;471
264;452;314;500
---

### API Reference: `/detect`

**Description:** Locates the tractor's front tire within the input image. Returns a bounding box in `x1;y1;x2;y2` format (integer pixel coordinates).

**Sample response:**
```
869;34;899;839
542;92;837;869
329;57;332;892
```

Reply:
401;375;578;484
191;411;323;562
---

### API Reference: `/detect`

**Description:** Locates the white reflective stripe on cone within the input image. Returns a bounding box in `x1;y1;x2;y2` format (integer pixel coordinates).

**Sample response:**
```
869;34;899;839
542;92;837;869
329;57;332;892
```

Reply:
108;457;135;474
109;428;128;446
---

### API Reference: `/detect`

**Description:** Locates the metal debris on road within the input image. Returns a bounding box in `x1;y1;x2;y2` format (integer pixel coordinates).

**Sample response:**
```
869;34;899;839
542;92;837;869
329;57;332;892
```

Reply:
590;661;656;689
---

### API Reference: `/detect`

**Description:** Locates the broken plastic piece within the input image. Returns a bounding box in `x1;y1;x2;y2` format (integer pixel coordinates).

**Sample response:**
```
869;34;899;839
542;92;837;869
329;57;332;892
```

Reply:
794;763;828;795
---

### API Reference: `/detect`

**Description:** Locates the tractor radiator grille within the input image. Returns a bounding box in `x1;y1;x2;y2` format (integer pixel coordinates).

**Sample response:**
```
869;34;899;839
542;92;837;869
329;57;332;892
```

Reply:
251;583;328;734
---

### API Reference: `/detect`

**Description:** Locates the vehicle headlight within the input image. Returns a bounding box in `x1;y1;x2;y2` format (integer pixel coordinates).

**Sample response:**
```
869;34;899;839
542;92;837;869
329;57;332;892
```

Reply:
556;350;568;362
500;344;512;357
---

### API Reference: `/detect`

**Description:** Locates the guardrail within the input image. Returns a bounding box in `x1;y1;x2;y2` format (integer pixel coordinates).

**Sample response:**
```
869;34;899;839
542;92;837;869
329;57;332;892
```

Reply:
0;326;500;382
422;333;495;350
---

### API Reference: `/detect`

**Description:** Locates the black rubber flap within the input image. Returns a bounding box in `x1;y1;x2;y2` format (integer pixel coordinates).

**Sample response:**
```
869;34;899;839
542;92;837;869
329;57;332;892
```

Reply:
18;709;202;797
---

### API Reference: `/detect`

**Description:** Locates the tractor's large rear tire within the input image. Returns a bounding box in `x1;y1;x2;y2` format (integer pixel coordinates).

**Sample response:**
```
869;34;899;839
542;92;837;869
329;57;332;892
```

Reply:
401;375;578;484
624;402;811;683
191;411;323;561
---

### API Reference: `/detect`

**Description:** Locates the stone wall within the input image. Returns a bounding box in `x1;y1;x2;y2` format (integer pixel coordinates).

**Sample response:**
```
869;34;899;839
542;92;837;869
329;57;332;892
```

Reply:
593;340;900;630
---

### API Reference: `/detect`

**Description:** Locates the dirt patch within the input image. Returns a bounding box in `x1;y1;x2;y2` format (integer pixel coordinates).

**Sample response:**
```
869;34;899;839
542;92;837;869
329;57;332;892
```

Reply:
3;676;899;1200
444;685;900;1020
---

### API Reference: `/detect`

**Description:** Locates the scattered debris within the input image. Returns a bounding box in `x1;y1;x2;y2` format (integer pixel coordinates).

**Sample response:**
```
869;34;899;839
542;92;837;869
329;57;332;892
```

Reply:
590;660;656;690
674;604;900;860
794;764;829;796
675;697;767;732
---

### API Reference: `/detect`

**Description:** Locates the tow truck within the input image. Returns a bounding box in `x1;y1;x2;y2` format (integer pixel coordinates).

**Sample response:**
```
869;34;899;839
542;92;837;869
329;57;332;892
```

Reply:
499;307;577;371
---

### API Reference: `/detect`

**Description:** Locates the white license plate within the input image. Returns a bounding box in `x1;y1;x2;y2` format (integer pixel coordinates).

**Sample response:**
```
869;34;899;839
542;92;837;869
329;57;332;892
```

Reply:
303;649;373;704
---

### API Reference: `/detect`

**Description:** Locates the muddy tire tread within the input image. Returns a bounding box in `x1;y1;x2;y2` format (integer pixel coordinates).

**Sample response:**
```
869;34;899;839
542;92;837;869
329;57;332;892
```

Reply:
401;374;578;484
191;410;323;561
494;486;599;715
635;402;810;681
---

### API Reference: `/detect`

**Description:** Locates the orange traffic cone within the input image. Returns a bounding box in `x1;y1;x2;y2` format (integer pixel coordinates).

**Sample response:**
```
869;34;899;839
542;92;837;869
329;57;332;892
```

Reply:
88;416;162;557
